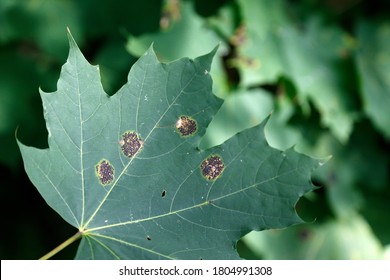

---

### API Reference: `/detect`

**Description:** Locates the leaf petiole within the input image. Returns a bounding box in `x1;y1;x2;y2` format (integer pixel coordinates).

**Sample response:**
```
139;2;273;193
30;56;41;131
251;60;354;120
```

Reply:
39;231;82;260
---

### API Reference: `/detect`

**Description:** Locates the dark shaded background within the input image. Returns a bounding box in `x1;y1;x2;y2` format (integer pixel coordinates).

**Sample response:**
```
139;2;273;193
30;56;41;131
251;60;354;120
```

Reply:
1;0;389;259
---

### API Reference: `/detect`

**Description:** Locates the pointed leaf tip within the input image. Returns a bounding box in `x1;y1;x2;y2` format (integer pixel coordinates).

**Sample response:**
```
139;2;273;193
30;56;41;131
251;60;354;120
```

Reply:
193;44;220;73
66;27;75;42
66;27;80;52
319;155;333;166
207;43;220;58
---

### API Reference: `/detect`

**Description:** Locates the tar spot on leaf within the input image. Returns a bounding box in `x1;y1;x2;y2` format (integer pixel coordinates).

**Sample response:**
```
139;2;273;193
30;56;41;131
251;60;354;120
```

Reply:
161;190;166;197
95;159;114;186
200;155;225;181
176;115;197;137
120;131;143;158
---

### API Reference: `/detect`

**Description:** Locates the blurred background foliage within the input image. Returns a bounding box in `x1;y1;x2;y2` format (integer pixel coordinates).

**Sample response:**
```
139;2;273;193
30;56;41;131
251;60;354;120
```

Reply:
1;0;389;259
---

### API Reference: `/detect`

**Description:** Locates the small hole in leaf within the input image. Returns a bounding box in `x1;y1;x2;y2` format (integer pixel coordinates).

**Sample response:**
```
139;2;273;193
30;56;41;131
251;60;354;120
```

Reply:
146;236;151;241
95;159;115;186
176;115;197;137
119;131;143;158
200;155;225;181
161;190;166;197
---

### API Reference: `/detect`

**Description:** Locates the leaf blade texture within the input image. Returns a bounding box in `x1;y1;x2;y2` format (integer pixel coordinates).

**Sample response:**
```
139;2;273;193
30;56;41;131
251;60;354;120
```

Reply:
355;19;390;139
18;32;320;259
234;0;357;142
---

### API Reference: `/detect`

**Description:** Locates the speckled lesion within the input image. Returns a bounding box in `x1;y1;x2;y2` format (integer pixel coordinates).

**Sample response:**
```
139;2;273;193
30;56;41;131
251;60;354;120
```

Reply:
95;159;115;186
200;155;225;181
175;115;197;137
119;131;143;158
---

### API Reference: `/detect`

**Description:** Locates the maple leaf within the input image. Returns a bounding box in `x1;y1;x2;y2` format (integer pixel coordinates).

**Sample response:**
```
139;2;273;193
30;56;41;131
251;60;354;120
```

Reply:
18;31;321;259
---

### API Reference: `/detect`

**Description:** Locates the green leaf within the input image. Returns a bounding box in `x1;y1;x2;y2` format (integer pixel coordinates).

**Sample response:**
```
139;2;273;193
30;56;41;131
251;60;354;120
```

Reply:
126;1;221;61
126;1;229;98
355;19;390;139
18;31;321;260
234;0;357;142
242;214;386;259
199;88;274;150
0;0;82;59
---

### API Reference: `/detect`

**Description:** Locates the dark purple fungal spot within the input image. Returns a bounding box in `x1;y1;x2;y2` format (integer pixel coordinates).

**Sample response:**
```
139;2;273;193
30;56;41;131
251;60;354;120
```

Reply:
95;159;114;185
200;155;225;181
175;115;197;137
119;131;143;158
